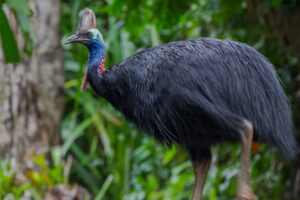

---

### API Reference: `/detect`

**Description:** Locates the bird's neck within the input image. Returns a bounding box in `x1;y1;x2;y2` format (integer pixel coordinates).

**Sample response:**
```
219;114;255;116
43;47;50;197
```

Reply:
85;40;120;108
86;40;106;94
87;40;105;70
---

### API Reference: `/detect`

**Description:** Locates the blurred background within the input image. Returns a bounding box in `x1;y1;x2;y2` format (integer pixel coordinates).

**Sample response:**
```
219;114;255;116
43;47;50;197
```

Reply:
0;0;300;199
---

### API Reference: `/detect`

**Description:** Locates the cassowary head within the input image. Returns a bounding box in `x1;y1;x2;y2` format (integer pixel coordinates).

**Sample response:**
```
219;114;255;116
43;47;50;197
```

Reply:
65;8;104;46
65;8;105;90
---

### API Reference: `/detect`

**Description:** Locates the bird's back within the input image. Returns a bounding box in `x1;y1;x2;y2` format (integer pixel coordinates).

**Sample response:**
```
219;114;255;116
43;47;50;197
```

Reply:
101;38;298;158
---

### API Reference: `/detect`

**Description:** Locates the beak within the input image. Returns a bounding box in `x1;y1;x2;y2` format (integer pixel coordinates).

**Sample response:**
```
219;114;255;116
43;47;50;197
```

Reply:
64;34;89;45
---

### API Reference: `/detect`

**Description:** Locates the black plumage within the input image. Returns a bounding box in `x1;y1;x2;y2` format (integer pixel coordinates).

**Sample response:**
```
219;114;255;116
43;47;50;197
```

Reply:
96;38;297;159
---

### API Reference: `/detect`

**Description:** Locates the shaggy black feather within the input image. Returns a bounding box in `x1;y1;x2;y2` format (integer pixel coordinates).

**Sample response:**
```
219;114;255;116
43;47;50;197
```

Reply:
88;38;298;159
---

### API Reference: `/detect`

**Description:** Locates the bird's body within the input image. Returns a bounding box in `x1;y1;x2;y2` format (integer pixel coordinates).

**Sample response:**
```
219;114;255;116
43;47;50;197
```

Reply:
90;38;297;158
65;9;298;199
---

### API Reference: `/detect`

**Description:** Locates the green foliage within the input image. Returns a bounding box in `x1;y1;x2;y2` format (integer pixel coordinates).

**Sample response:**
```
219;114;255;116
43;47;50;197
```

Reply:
6;0;35;54
0;0;35;64
0;4;20;63
0;148;69;199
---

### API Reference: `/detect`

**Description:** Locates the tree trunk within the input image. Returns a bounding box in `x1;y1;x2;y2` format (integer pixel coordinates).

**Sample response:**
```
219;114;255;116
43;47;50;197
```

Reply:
0;0;63;167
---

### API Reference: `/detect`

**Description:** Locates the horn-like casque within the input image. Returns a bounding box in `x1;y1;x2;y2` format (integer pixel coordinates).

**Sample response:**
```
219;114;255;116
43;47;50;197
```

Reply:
76;8;96;34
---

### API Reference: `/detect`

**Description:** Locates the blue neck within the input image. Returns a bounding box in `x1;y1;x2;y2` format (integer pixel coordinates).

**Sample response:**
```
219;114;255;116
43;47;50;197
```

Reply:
87;39;105;67
86;39;106;95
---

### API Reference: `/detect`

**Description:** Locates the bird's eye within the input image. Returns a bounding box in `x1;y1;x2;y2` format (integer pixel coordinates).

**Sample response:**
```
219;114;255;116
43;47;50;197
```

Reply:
87;32;93;38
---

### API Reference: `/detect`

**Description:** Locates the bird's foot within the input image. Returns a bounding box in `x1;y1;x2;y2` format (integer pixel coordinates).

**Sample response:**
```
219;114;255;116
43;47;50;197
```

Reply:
237;184;256;200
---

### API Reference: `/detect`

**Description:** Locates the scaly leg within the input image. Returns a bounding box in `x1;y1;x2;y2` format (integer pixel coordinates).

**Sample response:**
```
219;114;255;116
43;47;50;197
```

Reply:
237;120;255;200
192;159;211;200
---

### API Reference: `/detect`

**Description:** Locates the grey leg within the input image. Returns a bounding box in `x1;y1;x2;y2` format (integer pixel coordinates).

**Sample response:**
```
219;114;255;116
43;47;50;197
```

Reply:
237;120;255;200
192;159;211;200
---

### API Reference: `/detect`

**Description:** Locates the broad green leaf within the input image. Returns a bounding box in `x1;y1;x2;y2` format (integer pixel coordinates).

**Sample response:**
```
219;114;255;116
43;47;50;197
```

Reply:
0;5;21;63
6;0;35;54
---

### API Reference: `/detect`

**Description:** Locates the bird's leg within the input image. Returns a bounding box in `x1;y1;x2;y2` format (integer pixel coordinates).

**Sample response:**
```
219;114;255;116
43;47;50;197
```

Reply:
237;120;255;200
192;158;211;200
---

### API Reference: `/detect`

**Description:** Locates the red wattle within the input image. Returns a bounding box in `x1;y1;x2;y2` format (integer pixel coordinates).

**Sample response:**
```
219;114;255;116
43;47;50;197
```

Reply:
81;71;88;91
252;142;260;153
100;55;106;74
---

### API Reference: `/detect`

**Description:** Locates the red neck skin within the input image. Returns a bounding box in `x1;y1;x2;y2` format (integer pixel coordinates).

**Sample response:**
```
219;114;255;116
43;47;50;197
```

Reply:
100;54;106;74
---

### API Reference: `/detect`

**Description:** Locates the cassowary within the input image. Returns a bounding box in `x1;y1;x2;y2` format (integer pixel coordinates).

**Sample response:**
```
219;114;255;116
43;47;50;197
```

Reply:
65;8;298;200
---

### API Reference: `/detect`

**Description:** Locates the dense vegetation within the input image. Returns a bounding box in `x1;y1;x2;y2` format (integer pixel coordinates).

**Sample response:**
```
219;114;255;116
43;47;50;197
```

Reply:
1;0;299;199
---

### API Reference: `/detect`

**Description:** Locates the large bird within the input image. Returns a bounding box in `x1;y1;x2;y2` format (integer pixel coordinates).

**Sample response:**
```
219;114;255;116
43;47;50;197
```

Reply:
65;8;298;200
